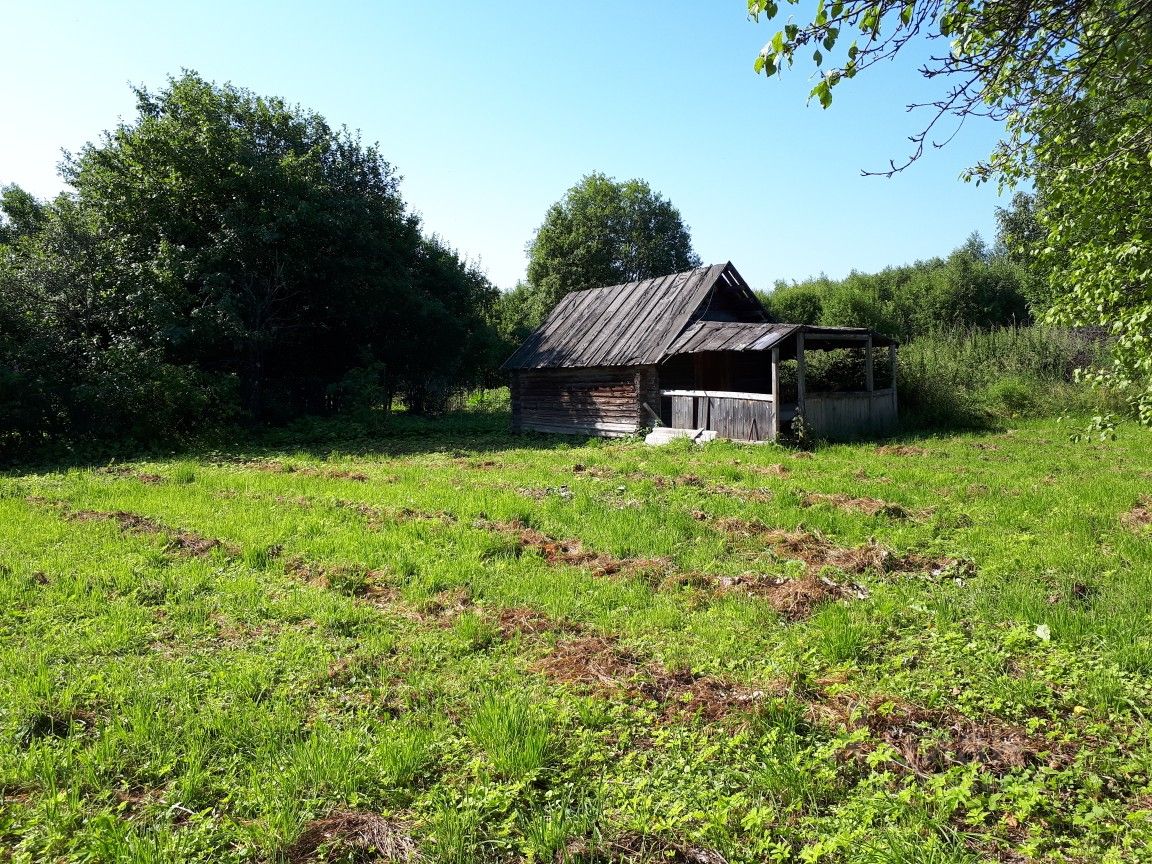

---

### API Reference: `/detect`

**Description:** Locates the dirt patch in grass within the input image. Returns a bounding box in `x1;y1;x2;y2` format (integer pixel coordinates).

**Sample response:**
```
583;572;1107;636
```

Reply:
97;466;166;484
495;606;583;638
286;812;419;863
516;485;575;501
799;493;912;519
712;485;774;503
875;445;929;457
533;636;759;722
817;696;1074;777
43;503;233;559
1121;496;1152;531
564;831;727;863
722;525;964;578
283;558;396;602
475;519;670;579
713;572;869;620
573;463;616;478
752;463;791;477
645;474;773;502
250;461;369;482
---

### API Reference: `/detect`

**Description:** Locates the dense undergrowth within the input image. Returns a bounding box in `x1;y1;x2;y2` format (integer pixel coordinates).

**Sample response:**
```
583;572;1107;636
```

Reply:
895;327;1118;427
1;417;1150;863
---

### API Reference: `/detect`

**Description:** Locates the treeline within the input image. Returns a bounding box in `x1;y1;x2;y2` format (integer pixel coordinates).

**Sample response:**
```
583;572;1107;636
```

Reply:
0;73;505;458
758;217;1040;341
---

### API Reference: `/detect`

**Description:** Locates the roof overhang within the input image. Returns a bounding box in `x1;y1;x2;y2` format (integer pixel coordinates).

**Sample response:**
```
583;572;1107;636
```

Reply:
663;322;897;360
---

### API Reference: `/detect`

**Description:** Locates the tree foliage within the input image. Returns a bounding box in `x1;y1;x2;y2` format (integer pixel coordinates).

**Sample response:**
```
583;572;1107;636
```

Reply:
0;72;500;456
749;0;1152;419
520;173;701;329
761;232;1031;339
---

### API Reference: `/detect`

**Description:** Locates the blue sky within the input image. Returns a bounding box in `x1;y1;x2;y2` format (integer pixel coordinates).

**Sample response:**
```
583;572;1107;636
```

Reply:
1;1;1011;291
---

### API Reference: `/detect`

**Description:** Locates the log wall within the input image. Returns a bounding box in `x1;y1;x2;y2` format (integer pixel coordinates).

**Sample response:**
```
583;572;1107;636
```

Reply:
510;367;648;437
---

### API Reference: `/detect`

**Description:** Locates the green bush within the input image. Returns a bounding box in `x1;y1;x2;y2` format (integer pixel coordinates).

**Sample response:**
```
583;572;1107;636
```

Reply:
897;326;1117;427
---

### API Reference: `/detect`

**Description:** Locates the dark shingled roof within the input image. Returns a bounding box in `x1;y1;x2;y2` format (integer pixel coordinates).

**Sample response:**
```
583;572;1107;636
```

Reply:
502;262;895;370
502;263;733;370
667;321;799;354
667;321;897;355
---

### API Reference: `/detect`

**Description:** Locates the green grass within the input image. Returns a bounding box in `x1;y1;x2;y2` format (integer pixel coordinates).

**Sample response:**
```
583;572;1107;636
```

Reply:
1;416;1151;862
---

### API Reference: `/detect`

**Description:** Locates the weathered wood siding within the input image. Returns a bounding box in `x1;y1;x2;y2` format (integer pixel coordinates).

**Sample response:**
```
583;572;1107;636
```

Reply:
510;367;646;437
662;390;776;442
805;388;897;439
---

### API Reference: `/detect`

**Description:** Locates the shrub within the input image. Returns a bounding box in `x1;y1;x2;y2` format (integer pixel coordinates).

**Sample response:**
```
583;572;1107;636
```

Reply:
897;325;1117;427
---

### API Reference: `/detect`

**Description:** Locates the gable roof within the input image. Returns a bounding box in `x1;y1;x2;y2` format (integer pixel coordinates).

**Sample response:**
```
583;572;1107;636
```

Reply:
502;262;758;370
502;262;896;371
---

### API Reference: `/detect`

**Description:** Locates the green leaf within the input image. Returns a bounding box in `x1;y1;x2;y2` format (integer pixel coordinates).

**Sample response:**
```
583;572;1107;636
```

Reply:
813;49;823;66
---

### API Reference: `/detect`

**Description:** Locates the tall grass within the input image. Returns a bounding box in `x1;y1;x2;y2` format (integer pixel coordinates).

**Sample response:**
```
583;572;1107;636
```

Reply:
897;325;1116;427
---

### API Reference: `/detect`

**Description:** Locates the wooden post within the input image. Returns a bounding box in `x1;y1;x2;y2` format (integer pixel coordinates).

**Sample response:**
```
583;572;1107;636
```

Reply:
795;332;806;421
889;344;898;417
770;346;780;441
865;335;874;392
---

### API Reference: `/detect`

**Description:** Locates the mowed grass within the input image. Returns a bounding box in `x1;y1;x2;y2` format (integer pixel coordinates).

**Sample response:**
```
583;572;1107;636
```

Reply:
1;415;1151;863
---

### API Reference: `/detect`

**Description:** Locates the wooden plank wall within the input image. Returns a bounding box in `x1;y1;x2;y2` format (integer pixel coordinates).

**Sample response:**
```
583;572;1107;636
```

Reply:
805;389;897;439
510;367;644;436
666;393;775;442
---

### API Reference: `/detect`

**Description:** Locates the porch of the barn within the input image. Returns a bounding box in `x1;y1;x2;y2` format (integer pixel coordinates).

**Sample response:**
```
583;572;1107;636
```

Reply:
656;323;899;442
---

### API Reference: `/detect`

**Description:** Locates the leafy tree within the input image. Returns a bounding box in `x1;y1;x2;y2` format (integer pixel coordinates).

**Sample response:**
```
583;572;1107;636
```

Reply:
748;0;1152;419
0;72;502;456
760;281;825;324
760;233;1029;340
522;173;701;327
994;191;1053;312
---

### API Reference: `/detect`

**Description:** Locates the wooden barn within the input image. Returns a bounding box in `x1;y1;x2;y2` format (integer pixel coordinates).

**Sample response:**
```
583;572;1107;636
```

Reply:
502;262;899;443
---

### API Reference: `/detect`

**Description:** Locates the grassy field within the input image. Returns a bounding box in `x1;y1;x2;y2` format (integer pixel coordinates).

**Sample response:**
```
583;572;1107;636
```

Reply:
1;413;1150;863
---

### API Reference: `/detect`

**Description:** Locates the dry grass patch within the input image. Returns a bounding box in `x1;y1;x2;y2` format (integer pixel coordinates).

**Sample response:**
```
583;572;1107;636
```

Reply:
475;519;671;579
97;466;166;484
756;528;963;578
37;501;234;559
563;832;727;863
714;572;869;621
875;445;929;457
494;606;583;638
799;492;912;519
752;463;791;477
286;812;419;863
533;636;760;722
817;696;1075;778
1122;496;1152;531
248;461;369;482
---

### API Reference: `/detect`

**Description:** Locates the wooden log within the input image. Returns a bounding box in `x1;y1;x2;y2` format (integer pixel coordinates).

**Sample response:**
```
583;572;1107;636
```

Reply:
889;344;898;418
865;335;874;392
796;332;807;421
771;347;780;441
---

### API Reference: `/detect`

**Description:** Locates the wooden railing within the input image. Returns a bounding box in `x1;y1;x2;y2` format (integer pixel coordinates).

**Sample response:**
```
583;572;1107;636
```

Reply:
660;389;777;442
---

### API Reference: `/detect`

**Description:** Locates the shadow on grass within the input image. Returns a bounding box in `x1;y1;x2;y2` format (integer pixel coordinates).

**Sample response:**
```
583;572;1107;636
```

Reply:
2;408;606;474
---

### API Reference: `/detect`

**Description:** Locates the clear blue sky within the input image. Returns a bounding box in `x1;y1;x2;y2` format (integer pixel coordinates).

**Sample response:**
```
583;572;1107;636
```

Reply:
1;0;1010;291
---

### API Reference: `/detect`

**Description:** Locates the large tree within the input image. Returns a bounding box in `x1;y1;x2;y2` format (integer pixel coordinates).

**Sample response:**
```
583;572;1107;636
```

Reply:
748;0;1152;419
0;72;501;455
522;173;701;325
